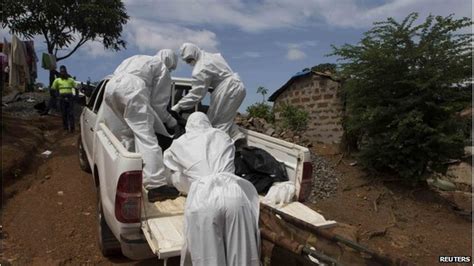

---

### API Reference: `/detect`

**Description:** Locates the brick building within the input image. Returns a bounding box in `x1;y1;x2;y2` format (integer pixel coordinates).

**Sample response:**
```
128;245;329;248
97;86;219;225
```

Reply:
268;70;344;145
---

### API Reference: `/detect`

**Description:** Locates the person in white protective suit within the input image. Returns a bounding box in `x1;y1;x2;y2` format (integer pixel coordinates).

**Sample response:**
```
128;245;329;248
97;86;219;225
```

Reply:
171;43;246;141
100;49;181;199
163;112;260;266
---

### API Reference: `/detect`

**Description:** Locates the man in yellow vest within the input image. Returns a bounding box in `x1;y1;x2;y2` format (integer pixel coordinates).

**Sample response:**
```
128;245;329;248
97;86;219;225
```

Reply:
52;65;76;132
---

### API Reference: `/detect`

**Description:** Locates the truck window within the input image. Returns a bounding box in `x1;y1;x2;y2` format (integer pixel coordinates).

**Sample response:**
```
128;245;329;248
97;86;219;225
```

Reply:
87;81;104;110
93;80;109;113
171;84;210;113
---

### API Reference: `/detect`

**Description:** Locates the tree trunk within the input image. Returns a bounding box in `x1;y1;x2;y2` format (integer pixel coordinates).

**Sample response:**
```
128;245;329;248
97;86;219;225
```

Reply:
49;70;56;87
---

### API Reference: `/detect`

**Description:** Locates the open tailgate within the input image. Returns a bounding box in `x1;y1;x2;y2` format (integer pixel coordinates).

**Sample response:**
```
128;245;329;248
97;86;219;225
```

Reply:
141;195;335;260
141;196;186;259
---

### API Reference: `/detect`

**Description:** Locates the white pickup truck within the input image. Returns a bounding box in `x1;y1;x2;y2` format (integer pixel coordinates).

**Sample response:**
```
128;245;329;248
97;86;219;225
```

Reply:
78;77;331;262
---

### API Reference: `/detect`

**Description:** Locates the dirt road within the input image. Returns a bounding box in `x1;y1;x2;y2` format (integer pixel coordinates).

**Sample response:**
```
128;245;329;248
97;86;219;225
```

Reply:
1;117;176;265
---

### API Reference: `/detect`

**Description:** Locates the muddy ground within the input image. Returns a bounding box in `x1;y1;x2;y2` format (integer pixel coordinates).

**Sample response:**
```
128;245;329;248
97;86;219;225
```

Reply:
1;108;472;265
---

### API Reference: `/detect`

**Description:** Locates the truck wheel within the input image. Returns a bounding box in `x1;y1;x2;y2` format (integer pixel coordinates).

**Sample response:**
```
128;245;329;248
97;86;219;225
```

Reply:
97;193;122;257
78;135;92;173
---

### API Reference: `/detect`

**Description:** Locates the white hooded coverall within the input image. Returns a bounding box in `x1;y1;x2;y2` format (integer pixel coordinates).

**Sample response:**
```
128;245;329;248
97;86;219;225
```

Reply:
100;50;178;189
173;43;246;141
163;112;260;266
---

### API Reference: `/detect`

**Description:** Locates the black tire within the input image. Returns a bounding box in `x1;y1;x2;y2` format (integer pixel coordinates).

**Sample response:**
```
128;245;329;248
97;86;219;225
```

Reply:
78;135;92;173
97;192;122;257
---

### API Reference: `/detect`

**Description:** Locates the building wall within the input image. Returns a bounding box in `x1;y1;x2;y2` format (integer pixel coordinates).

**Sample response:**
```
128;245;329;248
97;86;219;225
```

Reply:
273;74;344;145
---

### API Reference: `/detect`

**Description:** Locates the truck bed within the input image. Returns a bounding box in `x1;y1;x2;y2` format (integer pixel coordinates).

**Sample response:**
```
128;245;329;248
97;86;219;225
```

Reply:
142;197;336;259
141;128;335;259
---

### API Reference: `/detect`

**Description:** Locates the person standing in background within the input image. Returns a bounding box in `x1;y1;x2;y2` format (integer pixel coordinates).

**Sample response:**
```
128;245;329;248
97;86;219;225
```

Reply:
51;65;76;132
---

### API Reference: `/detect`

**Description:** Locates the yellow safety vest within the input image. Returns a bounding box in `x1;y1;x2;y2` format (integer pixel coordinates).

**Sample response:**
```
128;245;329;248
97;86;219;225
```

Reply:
52;77;76;94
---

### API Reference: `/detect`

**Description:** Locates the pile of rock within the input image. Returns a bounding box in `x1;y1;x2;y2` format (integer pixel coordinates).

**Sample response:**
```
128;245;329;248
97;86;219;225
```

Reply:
427;147;472;220
308;154;339;201
235;114;313;148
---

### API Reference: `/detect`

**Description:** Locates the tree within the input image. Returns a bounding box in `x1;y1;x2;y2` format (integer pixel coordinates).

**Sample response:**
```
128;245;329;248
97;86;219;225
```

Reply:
256;86;268;102
2;0;129;85
331;13;472;182
311;63;337;74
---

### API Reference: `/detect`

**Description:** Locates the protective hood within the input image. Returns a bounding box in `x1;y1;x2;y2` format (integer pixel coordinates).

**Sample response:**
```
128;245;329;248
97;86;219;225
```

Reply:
112;54;177;131
185;112;212;133
157;49;177;71
173;43;246;141
163;111;235;183
113;55;162;89
180;43;201;61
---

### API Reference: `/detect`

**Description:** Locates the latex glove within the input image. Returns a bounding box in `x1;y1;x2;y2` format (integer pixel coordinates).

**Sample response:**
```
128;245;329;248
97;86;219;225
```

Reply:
263;181;296;207
171;104;181;113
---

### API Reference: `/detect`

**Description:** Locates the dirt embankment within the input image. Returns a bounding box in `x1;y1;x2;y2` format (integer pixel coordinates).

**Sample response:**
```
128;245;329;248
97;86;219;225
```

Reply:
1;114;62;200
311;153;472;265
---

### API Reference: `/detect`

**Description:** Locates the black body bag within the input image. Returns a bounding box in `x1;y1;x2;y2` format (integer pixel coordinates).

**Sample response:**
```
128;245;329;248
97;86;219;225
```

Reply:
234;146;289;194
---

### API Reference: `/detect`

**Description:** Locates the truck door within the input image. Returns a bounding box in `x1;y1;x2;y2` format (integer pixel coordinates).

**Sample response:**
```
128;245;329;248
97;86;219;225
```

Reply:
82;80;107;156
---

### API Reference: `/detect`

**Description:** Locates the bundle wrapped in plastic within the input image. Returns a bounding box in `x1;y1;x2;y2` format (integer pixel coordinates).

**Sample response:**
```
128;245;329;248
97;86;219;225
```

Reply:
263;181;296;207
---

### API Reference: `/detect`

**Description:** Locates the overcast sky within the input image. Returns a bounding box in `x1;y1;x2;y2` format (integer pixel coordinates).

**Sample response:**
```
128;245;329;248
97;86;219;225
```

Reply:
2;0;472;111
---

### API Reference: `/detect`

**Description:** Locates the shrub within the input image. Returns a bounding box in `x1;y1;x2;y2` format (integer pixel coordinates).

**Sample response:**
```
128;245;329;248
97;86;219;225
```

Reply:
311;63;337;74
331;13;472;182
246;102;274;122
278;104;309;132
